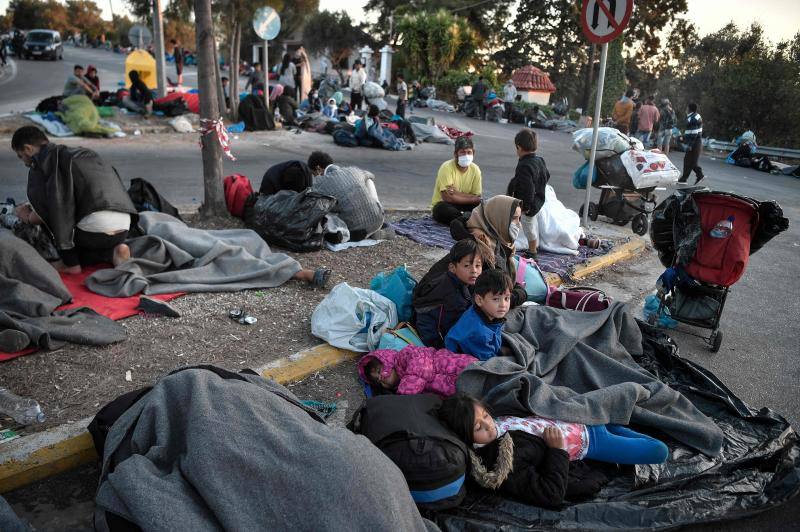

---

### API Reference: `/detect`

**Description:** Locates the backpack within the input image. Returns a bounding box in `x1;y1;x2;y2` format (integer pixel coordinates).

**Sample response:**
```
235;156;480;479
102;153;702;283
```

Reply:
512;255;549;304
546;286;612;312
244;189;336;252
223;174;254;218
333;129;359;147
348;394;467;510
127;177;183;220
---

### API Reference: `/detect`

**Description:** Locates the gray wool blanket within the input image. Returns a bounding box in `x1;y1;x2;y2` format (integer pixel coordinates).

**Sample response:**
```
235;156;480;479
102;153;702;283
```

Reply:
0;229;126;350
94;369;435;532
457;303;724;456
86;212;302;296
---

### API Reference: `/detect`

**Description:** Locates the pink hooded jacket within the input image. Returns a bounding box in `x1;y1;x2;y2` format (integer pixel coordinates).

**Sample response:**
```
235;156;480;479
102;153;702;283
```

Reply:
358;346;478;397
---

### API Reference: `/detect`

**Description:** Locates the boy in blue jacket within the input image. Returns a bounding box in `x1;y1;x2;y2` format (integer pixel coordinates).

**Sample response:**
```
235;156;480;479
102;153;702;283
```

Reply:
413;239;483;348
445;269;512;360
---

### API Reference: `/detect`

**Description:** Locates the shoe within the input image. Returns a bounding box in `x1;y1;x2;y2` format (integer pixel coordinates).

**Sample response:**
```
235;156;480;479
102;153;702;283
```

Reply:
310;268;331;289
0;329;30;352
137;296;181;318
694;175;705;185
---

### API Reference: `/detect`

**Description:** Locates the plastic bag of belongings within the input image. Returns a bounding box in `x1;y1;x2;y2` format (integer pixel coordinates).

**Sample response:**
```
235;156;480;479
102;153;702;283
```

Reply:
572;127;644;160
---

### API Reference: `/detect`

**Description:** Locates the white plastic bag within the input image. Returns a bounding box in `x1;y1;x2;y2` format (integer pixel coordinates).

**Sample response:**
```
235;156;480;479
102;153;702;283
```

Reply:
620;149;680;189
536;185;582;256
362;81;385;99
572;127;643;160
311;283;398;352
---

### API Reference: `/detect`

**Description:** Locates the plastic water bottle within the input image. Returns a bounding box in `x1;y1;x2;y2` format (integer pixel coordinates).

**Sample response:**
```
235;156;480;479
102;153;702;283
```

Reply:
710;216;734;239
0;388;46;425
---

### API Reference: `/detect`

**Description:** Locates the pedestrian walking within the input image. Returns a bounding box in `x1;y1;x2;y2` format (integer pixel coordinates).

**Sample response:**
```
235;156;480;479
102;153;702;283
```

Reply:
171;39;184;86
679;102;705;184
611;89;635;134
0;36;8;67
349;61;367;111
656;98;677;154
635;96;660;147
396;73;408;118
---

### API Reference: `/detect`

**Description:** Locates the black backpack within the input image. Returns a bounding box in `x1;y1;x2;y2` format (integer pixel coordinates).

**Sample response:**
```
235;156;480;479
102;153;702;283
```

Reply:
127;177;183;220
349;394;468;510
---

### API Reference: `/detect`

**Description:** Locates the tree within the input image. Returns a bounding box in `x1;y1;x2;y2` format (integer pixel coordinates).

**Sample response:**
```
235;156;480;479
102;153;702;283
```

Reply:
66;0;105;39
395;10;478;83
302;10;368;83
40;0;70;33
596;37;626;117
8;0;46;29
194;0;227;218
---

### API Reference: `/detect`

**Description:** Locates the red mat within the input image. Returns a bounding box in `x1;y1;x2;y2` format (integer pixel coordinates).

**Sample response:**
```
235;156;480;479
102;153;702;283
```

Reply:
0;266;183;362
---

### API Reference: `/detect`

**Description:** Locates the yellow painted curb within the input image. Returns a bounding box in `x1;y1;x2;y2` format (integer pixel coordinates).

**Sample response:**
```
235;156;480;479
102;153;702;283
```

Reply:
0;344;357;494
570;238;647;282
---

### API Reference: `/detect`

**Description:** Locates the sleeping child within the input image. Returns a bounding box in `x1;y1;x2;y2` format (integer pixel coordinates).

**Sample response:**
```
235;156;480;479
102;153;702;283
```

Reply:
358;346;478;397
438;393;668;508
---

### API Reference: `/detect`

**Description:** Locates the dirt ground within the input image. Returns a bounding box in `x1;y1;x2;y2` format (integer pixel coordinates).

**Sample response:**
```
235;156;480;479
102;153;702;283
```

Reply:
0;211;448;435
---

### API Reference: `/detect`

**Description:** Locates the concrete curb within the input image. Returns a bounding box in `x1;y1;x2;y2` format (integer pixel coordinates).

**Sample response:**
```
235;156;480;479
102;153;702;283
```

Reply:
0;238;647;494
0;344;358;494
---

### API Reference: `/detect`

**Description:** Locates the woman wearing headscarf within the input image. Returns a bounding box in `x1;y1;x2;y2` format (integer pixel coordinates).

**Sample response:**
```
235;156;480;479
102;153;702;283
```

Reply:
423;195;528;307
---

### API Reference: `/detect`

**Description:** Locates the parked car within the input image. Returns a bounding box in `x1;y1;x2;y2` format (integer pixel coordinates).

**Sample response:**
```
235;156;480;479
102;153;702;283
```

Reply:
23;29;63;60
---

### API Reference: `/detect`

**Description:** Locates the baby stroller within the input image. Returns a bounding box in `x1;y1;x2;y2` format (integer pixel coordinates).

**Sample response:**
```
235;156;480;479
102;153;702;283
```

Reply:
649;187;788;351
579;153;657;235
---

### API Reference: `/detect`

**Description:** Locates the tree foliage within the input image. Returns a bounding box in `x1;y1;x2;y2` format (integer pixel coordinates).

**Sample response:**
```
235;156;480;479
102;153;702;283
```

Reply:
596;37;626;117
395;9;478;83
657;24;800;147
66;0;105;38
302;10;368;79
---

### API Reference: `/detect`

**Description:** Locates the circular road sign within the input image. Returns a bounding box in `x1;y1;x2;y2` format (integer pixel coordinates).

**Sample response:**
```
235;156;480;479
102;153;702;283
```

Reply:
252;6;281;41
128;25;152;48
580;0;633;44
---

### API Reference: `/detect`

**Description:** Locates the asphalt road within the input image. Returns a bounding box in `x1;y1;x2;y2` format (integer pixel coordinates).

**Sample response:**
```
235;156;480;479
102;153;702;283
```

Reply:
0;44;196;115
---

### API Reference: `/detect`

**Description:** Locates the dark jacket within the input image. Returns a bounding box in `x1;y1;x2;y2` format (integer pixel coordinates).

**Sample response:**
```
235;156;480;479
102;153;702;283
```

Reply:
27;143;137;253
506;153;550;217
259;160;312;196
412;270;472;349
445;305;504;361
684;111;703;142
471;80;487;101
473;431;607;508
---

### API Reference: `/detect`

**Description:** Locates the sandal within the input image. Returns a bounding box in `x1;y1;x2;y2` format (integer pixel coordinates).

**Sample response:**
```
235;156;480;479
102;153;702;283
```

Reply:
310;268;331;289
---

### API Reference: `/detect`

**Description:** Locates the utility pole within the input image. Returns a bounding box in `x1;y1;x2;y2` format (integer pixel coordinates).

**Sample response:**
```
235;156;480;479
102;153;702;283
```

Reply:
151;0;168;98
194;0;227;217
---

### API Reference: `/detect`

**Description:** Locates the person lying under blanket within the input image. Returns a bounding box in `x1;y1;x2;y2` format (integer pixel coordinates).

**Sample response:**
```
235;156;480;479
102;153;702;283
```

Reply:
358;345;477;397
438;393;668;508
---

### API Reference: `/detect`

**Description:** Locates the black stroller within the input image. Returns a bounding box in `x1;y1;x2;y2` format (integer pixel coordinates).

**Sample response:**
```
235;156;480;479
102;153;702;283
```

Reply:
649;187;789;351
579;153;657;236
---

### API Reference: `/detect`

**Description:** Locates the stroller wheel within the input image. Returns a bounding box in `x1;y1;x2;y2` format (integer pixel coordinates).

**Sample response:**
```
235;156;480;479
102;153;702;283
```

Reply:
588;202;598;221
710;330;723;353
631;213;649;236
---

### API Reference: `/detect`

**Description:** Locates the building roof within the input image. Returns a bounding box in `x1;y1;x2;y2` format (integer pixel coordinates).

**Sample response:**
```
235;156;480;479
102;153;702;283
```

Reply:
512;65;556;93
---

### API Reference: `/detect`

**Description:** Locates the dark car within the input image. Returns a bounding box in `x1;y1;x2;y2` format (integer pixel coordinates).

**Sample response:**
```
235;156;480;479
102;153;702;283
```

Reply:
23;29;63;60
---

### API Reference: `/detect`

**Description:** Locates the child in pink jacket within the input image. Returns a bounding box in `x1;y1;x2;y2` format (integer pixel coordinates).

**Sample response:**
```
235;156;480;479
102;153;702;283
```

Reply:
358;346;478;397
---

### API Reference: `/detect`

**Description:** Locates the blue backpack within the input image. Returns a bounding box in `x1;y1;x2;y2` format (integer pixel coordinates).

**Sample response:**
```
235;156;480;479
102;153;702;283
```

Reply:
512;255;549;303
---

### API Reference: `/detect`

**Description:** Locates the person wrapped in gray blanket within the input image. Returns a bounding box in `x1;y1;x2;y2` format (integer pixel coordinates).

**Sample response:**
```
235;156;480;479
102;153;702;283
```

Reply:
310;151;384;241
93;367;435;531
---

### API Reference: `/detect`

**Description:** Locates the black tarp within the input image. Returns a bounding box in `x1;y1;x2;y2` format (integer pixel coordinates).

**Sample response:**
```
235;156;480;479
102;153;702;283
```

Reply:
432;322;800;530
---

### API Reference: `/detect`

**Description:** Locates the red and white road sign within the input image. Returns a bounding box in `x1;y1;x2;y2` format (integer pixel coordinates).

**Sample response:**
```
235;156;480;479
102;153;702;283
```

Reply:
580;0;633;44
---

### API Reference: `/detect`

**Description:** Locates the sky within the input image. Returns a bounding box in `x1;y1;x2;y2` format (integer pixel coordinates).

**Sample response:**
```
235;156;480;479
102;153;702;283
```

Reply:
2;0;799;43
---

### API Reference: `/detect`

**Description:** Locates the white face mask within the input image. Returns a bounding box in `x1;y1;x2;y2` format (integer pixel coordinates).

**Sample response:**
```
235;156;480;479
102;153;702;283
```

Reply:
508;222;521;241
457;154;473;168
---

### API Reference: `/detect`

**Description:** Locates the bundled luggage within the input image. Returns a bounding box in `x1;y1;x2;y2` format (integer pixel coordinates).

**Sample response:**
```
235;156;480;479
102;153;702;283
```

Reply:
244;189;336;252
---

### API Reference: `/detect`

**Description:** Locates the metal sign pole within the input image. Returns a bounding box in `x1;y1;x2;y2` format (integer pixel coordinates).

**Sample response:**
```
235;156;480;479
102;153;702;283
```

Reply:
582;41;608;228
263;40;270;111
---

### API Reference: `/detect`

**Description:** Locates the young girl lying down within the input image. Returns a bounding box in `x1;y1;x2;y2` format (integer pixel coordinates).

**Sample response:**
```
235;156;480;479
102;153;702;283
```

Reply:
438;393;669;508
358;346;477;397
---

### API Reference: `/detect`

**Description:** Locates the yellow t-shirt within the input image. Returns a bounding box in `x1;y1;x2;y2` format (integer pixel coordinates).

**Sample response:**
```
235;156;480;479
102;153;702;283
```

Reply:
430;159;482;207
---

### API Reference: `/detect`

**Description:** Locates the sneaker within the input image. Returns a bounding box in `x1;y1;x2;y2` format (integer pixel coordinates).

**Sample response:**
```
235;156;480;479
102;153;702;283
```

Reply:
137;296;181;318
694;175;705;185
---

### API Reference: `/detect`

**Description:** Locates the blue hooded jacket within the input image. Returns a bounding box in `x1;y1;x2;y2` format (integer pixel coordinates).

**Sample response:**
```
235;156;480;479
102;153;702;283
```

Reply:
445;305;504;361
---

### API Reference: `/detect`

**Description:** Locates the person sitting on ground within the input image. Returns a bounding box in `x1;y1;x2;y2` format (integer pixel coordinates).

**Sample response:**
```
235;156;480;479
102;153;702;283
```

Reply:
322;97;339;120
445;269;513;361
430;136;482;225
259;160;312;196
413;239;484;349
525;106;549;128
506;128;550;255
450;195;527;306
438;394;666;508
63;64;98;99
310;152;384;241
124;70;153;115
84;65;100;92
307;88;322;113
271;84;298;126
11;126;137;274
359;346;478;397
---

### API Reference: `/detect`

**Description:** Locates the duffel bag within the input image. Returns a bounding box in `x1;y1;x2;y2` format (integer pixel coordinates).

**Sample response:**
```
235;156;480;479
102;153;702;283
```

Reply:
348;394;467;510
546;286;612;312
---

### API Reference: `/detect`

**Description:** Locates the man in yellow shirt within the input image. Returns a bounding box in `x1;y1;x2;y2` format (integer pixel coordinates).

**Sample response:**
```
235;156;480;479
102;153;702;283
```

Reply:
430;136;483;224
611;89;635;134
